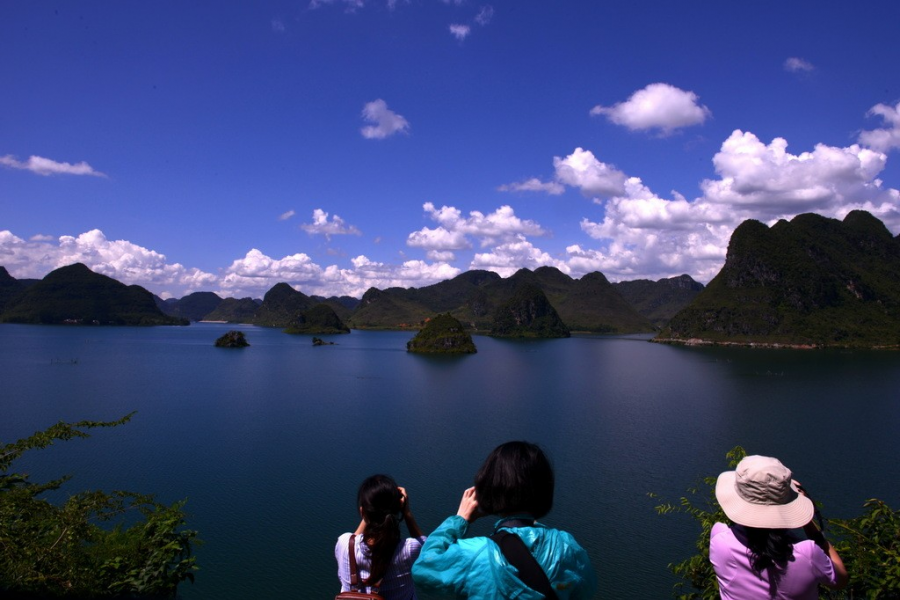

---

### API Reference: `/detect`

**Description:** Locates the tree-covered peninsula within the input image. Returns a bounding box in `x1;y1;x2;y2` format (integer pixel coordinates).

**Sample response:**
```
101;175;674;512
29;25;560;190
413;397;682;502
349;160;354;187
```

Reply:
656;211;900;348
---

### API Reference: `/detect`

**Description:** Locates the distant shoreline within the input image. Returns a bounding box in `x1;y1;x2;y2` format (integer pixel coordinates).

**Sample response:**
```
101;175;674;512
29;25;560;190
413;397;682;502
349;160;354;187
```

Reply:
652;337;900;350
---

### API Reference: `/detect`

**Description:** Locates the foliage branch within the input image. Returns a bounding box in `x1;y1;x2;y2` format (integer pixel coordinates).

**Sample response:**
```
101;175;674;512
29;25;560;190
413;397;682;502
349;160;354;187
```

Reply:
0;413;198;598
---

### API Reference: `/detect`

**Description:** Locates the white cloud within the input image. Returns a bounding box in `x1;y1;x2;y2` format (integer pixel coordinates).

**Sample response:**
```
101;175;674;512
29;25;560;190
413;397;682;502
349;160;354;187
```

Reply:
0;154;106;177
553;148;628;198
859;102;900;153
360;99;410;139
590;83;711;134
784;57;815;73
407;225;471;253
564;129;900;283
271;19;286;33
470;236;569;278
219;249;324;296
497;178;565;195
701;130;894;220
0;229;217;297
449;24;471;41
407;202;547;255
278;210;296;221
300;209;362;239
309;0;366;11
475;5;494;25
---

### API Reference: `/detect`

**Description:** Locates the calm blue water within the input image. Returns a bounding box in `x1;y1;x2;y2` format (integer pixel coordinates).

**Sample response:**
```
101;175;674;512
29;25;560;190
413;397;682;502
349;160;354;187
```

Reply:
2;323;899;599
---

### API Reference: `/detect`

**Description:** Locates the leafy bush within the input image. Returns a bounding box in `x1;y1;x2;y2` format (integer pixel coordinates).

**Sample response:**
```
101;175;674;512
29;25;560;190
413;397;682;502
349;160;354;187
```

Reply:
655;447;900;599
0;414;198;598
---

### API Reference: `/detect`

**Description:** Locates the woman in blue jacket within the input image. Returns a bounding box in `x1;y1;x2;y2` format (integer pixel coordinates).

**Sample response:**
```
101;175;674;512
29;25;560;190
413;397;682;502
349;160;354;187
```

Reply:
412;441;597;599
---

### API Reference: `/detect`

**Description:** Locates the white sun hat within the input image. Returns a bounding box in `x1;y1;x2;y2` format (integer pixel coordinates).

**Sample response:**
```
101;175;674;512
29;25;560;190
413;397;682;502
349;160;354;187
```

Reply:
715;455;814;529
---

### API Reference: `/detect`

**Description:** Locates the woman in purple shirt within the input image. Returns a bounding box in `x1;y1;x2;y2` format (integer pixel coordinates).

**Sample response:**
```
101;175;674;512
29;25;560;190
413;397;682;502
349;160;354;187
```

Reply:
710;455;848;599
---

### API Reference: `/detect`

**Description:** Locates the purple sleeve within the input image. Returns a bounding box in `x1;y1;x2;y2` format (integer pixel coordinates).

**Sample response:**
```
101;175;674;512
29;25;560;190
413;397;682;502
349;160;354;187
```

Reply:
805;541;838;586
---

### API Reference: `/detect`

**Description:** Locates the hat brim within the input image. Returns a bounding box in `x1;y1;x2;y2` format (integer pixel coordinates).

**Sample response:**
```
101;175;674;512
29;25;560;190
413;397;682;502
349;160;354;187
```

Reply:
715;471;814;529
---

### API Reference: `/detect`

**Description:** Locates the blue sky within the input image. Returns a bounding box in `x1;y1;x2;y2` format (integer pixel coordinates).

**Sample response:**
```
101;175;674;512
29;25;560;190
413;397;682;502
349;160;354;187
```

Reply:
2;1;899;299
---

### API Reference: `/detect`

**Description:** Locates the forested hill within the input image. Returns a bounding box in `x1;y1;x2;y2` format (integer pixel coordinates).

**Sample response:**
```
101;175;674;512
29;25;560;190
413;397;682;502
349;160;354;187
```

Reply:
613;274;704;327
656;210;900;348
348;266;654;334
0;263;187;326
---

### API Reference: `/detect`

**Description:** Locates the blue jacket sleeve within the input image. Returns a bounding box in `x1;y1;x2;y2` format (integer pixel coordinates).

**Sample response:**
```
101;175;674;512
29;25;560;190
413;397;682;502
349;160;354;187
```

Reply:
412;515;482;595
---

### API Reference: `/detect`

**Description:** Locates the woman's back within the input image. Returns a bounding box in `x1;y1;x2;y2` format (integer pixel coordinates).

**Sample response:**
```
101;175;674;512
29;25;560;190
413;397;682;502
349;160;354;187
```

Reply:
335;532;425;600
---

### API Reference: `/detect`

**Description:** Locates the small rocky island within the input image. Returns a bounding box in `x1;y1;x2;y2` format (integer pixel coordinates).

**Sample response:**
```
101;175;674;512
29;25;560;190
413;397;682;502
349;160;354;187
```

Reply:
214;330;250;348
406;313;477;354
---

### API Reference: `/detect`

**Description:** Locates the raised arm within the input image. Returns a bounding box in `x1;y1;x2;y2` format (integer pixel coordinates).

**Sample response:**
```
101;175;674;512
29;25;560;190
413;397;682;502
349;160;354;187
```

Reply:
795;481;849;590
398;486;425;539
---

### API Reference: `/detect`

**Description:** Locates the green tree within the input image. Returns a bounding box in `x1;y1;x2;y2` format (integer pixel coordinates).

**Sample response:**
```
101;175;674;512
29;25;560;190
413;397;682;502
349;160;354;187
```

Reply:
654;447;900;599
0;414;198;598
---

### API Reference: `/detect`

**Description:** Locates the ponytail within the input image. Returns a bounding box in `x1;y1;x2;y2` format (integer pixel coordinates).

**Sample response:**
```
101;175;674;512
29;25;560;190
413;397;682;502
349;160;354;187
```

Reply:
357;475;403;585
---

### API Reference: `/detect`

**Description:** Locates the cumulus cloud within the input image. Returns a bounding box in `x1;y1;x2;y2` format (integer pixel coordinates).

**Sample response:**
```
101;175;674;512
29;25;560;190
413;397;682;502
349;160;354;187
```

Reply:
859;102;900;153
0;229;217;297
701;130;894;219
470;236;568;277
565;129;900;283
590;83;711;135
0;154;106;177
217;248;459;299
784;57;815;73
449;24;471;41
278;210;296;221
497;178;565;195
360;99;410;139
553;148;628;198
407;202;547;260
300;209;362;239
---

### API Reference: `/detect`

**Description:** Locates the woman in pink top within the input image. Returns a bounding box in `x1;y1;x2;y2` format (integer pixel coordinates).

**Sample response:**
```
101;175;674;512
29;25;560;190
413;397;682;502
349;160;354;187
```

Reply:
710;455;848;599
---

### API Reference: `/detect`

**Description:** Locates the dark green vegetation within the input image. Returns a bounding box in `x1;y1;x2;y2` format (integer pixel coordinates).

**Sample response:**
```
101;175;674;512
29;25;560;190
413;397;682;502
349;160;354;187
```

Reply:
654;447;900;600
0;415;197;598
349;267;653;334
0;264;661;336
284;303;350;334
406;313;477;353
201;297;260;322
658;211;900;348
159;291;223;322
0;264;187;326
0;266;30;314
214;330;249;348
251;282;315;327
614;274;704;327
490;283;570;338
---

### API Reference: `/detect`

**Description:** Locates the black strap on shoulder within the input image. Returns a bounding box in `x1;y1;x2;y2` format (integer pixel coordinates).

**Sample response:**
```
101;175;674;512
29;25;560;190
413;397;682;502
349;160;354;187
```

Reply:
490;531;559;600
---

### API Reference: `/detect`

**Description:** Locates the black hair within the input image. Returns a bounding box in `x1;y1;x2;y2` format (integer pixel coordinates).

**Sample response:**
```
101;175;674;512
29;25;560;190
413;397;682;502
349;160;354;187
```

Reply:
735;526;795;596
474;441;554;519
357;474;403;585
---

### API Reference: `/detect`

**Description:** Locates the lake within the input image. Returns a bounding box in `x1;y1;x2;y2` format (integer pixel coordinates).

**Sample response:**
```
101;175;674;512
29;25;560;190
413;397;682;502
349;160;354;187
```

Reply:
2;323;899;598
